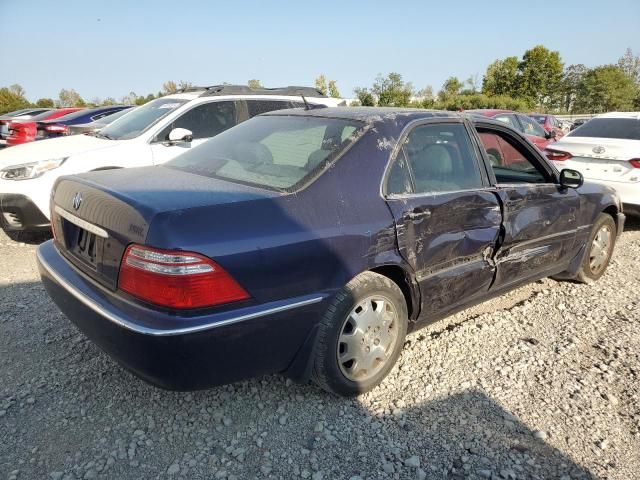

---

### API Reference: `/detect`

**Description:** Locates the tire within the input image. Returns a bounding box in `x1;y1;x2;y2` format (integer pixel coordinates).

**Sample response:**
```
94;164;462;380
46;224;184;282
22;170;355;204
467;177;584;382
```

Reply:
576;213;616;283
311;271;408;396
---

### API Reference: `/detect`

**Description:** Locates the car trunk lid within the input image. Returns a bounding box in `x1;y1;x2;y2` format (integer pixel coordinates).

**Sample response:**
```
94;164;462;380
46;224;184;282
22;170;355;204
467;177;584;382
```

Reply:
554;137;640;182
51;166;279;290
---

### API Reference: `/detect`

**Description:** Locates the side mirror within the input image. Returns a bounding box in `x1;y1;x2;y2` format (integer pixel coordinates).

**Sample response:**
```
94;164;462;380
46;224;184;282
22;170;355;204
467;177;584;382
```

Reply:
167;127;193;144
559;168;583;189
545;129;557;140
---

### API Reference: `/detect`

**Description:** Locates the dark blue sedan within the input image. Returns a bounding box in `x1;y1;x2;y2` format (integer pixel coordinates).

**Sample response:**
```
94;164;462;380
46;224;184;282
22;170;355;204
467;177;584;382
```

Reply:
37;107;624;396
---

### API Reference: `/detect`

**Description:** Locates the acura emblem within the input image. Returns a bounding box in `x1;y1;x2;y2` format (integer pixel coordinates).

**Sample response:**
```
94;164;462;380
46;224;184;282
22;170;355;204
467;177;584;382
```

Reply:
72;192;83;211
592;146;605;154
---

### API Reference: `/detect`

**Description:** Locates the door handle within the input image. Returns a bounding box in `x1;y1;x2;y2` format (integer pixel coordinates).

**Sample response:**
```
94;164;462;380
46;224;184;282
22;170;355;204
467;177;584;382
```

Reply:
405;208;431;221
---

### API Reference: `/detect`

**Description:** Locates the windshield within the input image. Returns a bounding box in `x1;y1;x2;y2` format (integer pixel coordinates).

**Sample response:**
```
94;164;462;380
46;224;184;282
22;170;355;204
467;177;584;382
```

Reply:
99;98;188;140
518;115;547;137
167;115;365;191
530;115;546;125
568;118;640;140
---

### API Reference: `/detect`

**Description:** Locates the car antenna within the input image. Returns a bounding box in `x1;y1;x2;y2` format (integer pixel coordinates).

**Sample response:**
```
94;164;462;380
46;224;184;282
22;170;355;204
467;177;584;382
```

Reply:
301;95;311;110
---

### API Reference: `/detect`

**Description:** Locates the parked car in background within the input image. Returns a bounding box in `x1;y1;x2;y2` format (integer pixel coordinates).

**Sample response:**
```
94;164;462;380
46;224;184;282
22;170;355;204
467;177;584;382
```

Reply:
529;113;565;139
68;107;135;135
35;105;133;140
545;112;640;216
37;107;623;396
6;108;83;146
467;109;557;150
0;85;342;233
570;118;591;131
0;108;53;143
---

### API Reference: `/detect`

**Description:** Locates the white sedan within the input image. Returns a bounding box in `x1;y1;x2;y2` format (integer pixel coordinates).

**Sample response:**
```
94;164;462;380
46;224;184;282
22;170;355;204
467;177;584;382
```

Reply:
545;112;640;216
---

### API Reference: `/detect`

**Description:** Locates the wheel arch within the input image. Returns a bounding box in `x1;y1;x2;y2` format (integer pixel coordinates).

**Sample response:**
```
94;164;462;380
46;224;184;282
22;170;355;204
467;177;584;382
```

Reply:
369;264;420;320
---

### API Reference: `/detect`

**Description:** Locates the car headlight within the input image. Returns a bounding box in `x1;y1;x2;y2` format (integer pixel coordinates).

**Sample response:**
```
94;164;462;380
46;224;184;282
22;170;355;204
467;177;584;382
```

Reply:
0;158;67;180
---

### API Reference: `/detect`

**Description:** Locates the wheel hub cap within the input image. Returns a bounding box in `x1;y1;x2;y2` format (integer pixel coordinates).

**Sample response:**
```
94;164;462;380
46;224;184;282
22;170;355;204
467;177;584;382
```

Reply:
589;225;612;274
337;295;399;382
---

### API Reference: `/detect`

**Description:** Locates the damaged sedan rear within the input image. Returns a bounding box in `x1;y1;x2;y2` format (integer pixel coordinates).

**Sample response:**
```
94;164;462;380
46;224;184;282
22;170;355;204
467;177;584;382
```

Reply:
37;107;624;396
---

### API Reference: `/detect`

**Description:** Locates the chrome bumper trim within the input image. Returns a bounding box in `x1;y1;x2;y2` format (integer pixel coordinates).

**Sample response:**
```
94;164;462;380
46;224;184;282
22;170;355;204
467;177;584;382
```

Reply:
37;247;324;337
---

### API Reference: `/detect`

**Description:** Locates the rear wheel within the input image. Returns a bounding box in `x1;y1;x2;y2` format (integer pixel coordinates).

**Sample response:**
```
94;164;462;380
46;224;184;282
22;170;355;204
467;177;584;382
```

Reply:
311;272;408;396
576;213;616;283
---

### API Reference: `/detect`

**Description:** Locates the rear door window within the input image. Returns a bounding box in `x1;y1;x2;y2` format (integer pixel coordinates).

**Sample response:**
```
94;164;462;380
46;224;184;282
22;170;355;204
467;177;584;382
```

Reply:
246;100;296;117
493;114;518;129
389;123;483;194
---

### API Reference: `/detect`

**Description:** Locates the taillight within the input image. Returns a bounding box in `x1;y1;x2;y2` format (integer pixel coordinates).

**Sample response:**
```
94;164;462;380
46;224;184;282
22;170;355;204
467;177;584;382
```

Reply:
118;245;249;309
630;159;640;168
44;124;68;134
545;149;572;161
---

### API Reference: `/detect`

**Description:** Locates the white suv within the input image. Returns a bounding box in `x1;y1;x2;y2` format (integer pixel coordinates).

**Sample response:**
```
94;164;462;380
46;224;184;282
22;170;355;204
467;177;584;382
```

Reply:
0;86;341;233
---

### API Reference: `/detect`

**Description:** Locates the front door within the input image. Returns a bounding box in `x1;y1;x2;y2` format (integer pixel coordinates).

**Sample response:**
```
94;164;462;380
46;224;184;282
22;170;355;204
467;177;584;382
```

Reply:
475;123;580;289
384;120;502;322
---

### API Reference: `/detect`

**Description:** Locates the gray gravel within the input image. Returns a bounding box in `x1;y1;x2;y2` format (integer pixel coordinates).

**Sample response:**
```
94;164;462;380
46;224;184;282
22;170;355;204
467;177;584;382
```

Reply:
1;219;639;480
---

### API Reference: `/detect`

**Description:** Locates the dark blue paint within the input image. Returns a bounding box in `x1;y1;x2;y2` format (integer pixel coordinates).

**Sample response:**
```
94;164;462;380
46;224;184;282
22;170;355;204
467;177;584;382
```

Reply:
38;108;623;390
37;106;132;139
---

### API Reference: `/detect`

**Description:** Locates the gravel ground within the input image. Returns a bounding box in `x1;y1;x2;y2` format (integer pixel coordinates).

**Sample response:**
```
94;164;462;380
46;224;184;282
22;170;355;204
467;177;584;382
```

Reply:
1;220;639;480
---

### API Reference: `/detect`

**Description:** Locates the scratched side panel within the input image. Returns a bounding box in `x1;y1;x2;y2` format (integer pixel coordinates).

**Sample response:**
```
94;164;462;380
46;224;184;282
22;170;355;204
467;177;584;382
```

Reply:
387;191;502;323
492;185;580;288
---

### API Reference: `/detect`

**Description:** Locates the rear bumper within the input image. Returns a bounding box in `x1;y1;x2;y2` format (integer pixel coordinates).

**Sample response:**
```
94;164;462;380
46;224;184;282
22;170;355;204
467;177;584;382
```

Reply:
37;240;328;390
0;193;50;231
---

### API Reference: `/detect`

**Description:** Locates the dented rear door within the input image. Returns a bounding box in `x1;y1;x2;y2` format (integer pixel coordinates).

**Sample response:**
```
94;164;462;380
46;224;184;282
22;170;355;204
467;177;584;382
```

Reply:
384;120;501;322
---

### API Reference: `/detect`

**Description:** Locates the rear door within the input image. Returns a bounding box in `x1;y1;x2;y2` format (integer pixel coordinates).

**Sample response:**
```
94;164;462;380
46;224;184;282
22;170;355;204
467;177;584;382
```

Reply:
475;122;580;288
150;100;238;164
384;119;502;321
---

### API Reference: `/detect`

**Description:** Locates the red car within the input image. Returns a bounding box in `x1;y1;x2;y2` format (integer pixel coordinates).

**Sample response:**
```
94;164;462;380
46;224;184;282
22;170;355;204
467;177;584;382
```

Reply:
467;109;557;150
529;113;565;139
6;108;83;146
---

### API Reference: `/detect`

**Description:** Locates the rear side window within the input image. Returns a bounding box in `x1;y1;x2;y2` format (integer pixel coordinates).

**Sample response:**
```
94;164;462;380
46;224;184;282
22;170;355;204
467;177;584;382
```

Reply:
167;115;364;191
568;118;640;140
391;123;483;194
493;114;518;129
246;100;295;117
155;101;236;141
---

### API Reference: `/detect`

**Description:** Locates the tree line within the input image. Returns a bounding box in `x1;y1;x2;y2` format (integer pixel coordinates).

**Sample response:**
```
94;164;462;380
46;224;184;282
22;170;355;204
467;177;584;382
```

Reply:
2;46;638;115
353;46;640;114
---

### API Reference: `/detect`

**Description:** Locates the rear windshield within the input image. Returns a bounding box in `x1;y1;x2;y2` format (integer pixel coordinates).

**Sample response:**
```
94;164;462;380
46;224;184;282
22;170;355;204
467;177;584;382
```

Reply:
99;98;188;140
167;115;364;191
568;118;640;140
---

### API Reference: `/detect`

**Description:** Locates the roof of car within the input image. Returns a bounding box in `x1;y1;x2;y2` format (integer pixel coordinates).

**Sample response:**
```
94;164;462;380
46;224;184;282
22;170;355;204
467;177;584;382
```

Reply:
595;112;640;119
264;106;460;123
465;109;514;115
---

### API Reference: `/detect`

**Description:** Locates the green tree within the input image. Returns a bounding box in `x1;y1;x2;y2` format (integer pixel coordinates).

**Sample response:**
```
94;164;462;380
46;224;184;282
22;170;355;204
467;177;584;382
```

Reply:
438;76;463;102
482;56;518;96
247;79;263;89
562;64;588;112
617;47;640;84
315;75;328;95
517;45;564;109
102;97;117;105
57;88;85;107
0;87;30;114
353;87;375;106
35;98;55;108
328;80;341;98
416;86;435;107
575;65;637;113
372;72;413;107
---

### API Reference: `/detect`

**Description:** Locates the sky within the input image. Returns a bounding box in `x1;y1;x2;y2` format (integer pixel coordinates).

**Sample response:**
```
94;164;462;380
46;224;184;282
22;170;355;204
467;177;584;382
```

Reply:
1;0;639;102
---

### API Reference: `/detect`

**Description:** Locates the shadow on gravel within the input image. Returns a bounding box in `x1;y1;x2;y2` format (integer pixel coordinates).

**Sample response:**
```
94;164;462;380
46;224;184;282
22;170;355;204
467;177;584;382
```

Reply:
0;278;597;479
1;228;52;245
623;215;640;232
